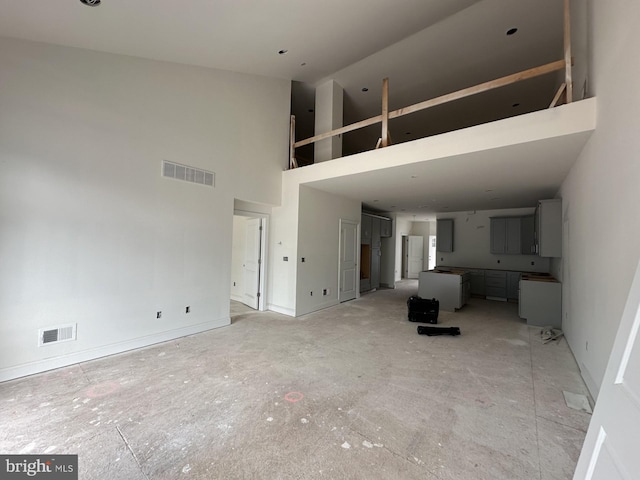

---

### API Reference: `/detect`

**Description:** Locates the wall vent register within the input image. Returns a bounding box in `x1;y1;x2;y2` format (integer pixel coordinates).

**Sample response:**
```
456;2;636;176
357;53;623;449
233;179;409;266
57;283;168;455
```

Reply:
162;160;214;187
38;324;77;347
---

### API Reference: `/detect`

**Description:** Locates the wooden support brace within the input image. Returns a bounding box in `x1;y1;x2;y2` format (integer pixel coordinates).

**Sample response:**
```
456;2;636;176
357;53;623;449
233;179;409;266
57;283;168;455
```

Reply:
549;83;567;108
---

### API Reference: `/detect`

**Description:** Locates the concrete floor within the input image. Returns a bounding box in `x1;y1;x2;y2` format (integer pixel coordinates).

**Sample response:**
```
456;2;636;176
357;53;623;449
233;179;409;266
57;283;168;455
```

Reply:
0;281;591;479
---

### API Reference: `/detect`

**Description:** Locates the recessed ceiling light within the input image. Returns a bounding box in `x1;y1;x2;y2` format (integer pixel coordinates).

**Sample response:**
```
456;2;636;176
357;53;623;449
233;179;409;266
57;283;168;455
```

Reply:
300;62;307;67
80;0;100;5
361;87;369;92
410;175;418;179
506;28;518;36
512;103;520;107
405;132;411;135
485;189;493;192
278;49;289;55
373;200;379;203
390;205;396;208
308;109;314;113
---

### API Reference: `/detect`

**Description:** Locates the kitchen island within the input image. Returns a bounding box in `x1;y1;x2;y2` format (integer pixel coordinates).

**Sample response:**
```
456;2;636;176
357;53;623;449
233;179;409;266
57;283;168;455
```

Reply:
418;269;471;312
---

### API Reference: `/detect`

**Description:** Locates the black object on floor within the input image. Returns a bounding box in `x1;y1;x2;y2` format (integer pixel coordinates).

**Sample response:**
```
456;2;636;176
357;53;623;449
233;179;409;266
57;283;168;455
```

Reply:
407;296;439;323
417;326;461;336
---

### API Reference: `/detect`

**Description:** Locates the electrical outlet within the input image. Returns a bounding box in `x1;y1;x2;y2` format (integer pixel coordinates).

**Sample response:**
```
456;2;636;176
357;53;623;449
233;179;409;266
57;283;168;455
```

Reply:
323;289;327;295
310;291;313;296
156;311;162;319
185;306;191;313
530;261;535;266
301;257;305;262
233;281;236;286
283;256;288;261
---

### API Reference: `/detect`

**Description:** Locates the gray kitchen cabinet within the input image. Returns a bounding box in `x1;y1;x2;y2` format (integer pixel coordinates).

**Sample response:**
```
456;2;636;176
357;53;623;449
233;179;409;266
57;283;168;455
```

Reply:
371;216;381;248
361;214;372;244
536;199;562;257
490;217;521;254
519;279;561;327
469;269;486;296
380;218;392;238
437;219;454;252
507;271;521;300
485;270;507;299
520;215;536;255
370;248;381;289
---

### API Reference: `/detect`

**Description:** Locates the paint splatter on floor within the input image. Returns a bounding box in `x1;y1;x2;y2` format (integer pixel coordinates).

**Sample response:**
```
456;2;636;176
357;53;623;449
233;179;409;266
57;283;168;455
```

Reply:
341;442;351;449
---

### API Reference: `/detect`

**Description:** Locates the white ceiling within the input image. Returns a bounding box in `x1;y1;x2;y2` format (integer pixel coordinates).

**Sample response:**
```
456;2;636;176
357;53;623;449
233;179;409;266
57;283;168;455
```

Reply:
0;0;578;221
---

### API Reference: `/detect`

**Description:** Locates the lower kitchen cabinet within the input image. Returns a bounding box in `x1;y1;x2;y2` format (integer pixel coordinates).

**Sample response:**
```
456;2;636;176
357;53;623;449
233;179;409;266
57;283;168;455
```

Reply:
519;279;561;327
507;271;521;300
469;269;485;296
485;270;507;299
418;270;470;311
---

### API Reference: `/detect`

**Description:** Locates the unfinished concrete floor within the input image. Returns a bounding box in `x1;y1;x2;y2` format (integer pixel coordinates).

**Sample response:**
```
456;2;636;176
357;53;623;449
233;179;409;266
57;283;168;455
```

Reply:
1;281;591;479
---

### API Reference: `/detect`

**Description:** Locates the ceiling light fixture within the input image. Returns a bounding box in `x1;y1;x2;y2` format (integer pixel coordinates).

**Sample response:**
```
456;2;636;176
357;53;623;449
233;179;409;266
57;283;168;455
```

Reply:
278;49;288;55
361;87;369;92
506;28;518;36
80;0;101;5
512;103;520;107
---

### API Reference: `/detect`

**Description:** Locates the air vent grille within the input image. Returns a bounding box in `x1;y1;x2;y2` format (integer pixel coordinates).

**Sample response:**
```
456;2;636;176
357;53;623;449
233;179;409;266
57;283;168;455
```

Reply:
162;161;214;187
39;324;77;347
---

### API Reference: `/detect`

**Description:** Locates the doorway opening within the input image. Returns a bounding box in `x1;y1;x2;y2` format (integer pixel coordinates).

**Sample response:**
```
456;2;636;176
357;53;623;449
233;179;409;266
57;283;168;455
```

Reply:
231;211;268;313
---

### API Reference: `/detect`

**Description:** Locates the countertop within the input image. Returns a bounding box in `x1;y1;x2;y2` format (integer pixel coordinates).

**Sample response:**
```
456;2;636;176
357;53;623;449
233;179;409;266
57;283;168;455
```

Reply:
431;266;559;282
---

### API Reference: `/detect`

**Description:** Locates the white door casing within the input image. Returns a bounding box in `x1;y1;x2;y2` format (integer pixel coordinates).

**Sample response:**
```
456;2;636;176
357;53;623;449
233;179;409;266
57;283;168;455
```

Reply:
242;218;262;309
573;258;640;479
339;219;358;303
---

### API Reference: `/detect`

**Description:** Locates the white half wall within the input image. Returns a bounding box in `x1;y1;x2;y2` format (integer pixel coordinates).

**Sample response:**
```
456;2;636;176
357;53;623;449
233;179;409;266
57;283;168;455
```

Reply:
435;208;551;272
556;0;640;398
0;38;290;381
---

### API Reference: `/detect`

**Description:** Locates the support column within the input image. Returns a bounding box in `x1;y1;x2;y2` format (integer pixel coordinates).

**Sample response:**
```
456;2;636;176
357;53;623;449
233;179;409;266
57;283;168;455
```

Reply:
314;80;343;162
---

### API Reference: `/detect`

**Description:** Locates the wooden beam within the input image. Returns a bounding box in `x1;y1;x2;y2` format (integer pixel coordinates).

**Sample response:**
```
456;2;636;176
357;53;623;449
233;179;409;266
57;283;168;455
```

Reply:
289;115;296;169
549;83;567;108
381;78;389;147
293;115;382;149
564;0;573;103
389;60;566;119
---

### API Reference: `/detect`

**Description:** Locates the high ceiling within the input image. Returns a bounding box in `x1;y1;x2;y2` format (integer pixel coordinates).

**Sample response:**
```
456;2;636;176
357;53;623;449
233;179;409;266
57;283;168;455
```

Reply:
0;0;578;220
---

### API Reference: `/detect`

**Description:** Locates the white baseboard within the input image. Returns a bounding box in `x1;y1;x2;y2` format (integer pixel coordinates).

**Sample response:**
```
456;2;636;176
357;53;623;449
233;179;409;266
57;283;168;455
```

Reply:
230;293;243;302
267;304;295;317
0;317;230;383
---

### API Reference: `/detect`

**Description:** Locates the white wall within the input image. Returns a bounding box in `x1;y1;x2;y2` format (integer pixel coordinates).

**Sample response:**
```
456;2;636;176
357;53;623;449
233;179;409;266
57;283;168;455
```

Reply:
435;208;551;272
556;0;640;398
295;186;361;316
0;38;290;380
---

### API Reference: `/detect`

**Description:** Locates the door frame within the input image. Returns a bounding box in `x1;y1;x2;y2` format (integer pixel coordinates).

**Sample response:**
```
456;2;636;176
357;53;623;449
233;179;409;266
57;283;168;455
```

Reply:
233;209;269;311
338;219;360;302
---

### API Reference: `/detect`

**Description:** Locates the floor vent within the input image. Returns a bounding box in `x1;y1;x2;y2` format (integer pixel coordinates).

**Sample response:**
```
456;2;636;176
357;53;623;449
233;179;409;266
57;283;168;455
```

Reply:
39;324;77;347
162;160;214;187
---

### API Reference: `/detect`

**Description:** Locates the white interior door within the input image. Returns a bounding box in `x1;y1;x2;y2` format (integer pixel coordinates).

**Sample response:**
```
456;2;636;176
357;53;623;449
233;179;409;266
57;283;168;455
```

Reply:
339;220;358;302
242;218;261;309
407;235;424;279
573;259;640;479
428;235;437;270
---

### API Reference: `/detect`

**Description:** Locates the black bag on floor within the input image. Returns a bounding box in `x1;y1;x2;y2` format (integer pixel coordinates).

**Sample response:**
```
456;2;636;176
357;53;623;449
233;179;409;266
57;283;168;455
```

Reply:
417;326;461;336
407;296;439;324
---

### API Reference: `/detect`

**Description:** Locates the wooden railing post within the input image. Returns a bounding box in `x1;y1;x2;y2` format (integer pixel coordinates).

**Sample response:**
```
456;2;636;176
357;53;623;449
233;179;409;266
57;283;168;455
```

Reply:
381;78;389;147
564;0;573;103
289;115;297;169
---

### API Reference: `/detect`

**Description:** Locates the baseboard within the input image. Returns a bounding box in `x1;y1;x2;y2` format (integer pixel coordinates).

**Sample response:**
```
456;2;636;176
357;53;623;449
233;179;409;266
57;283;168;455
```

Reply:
0;317;230;383
230;293;243;302
267;304;295;317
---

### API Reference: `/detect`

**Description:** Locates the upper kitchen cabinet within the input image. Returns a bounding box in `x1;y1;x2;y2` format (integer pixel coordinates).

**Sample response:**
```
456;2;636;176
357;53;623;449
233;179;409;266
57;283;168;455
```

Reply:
520;215;536;255
371;216;381;248
536;199;562;257
380;218;392;238
437;219;454;252
361;214;372;244
490;217;521;255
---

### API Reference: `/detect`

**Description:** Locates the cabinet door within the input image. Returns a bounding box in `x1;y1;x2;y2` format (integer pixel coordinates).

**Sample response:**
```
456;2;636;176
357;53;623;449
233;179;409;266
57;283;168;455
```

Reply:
469;270;485;296
437;219;454;252
507;272;521;299
361;214;372;244
490;218;506;254
370;248;381;288
520;215;536;254
371;217;381;248
380;218;392;238
506;218;521;254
